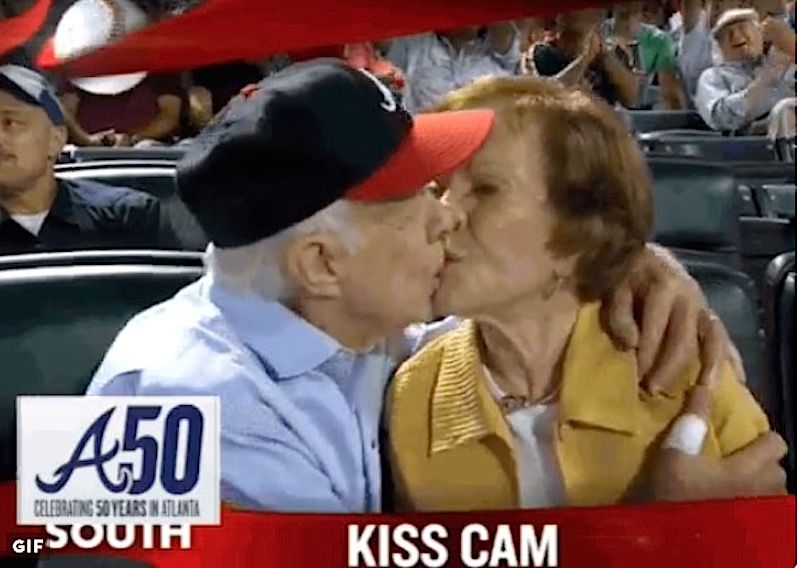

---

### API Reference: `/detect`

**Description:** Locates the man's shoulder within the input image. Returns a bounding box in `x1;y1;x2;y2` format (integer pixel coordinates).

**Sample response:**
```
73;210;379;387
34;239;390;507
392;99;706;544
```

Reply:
87;282;261;395
697;64;725;83
60;178;157;211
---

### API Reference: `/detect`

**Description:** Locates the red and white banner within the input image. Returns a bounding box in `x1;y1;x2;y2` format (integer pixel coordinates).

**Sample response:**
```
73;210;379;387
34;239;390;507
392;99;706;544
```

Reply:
33;0;612;77
0;0;51;58
0;482;795;567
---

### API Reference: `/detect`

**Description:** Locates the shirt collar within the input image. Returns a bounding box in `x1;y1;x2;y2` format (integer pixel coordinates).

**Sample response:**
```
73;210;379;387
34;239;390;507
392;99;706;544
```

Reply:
557;302;640;435
429;319;510;455
204;276;343;379
0;179;87;231
429;302;647;455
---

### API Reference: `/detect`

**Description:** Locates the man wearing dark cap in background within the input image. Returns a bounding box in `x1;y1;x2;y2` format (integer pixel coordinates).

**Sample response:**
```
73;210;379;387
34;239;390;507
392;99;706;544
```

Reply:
87;59;744;512
0;65;164;253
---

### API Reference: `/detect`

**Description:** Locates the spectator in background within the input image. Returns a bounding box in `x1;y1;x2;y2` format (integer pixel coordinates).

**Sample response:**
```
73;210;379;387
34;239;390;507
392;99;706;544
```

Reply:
674;0;716;100
343;42;406;94
53;0;183;147
696;8;796;132
59;73;183;147
752;0;789;16
518;17;551;75
183;54;294;138
607;1;687;108
751;0;797;58
710;0;753;24
382;23;520;113
0;65;164;253
761;11;797;57
529;9;639;108
190;61;264;117
643;0;673;27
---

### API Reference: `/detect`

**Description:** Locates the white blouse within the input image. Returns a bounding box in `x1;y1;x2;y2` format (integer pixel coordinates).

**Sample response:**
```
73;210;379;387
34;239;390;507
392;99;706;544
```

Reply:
484;366;566;508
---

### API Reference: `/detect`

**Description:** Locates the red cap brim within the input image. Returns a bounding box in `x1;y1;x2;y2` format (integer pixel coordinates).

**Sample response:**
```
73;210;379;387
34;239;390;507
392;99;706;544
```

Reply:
345;109;495;201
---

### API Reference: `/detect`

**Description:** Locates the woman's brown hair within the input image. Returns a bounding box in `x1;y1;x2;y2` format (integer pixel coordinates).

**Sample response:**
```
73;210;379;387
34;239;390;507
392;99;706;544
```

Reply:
434;76;654;300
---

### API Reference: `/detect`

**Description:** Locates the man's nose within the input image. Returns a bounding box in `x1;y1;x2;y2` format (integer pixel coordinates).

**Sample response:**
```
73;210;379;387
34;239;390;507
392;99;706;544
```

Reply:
428;197;466;242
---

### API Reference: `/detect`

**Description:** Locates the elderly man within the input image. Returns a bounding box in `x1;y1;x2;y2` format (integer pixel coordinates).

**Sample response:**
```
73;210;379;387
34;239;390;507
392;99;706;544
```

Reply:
0;65;164;253
87;59;780;513
696;8;796;132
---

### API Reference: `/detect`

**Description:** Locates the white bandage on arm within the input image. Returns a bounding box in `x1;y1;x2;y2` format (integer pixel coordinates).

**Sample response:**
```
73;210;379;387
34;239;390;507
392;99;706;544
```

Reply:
662;414;709;456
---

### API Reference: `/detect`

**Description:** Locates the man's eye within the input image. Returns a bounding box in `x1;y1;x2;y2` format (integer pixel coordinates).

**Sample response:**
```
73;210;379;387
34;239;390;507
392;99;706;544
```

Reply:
473;184;498;196
426;181;446;198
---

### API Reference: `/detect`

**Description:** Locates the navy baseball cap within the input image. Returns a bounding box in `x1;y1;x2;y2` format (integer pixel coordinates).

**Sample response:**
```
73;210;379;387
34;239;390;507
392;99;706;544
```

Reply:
177;58;494;248
0;64;65;126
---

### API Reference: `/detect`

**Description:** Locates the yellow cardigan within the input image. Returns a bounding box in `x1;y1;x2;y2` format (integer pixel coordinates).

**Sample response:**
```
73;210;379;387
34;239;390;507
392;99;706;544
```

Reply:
387;302;769;511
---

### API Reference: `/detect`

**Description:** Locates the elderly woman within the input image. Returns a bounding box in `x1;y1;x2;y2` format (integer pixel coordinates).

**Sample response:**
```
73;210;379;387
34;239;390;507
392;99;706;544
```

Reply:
387;76;775;511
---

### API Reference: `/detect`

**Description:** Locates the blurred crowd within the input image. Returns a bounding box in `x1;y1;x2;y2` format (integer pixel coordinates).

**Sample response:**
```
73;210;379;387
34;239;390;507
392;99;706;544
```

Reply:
3;0;789;149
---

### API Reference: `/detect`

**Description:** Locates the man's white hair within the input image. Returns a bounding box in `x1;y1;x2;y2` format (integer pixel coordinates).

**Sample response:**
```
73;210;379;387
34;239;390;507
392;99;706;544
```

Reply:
205;200;358;301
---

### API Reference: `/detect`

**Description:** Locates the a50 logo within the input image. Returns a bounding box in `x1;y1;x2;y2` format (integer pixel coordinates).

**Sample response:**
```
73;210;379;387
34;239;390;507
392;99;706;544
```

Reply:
35;405;203;496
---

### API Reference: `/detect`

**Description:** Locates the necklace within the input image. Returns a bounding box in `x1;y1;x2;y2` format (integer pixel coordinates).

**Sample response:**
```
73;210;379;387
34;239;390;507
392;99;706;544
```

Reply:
497;389;559;414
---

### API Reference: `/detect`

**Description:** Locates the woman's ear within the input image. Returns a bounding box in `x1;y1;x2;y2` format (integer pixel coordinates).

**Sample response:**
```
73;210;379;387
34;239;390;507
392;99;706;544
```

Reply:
284;231;350;298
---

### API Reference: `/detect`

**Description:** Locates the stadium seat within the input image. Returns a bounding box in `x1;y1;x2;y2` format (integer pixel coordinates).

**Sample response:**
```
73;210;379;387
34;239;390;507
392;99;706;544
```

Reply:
640;136;779;162
683;260;768;409
775;137;797;162
737;185;758;216
622;110;709;133
59;146;188;164
741;181;796;287
740;217;796;291
56;161;208;251
638;129;723;140
757;184;796;220
764;252;796;493
0;249;204;269
0;261;203;481
647;158;742;269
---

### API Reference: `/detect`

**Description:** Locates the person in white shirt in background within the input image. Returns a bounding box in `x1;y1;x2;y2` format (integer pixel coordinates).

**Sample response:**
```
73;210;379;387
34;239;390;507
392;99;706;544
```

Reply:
675;0;716;101
381;23;520;113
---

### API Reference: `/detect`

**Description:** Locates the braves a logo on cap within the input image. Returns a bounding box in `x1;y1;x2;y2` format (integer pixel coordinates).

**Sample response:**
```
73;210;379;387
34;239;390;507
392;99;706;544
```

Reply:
359;69;398;113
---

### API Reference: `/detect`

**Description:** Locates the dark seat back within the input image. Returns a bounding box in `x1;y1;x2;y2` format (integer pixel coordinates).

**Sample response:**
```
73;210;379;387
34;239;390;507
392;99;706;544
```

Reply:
0;257;203;481
683;261;766;400
622;110;709;133
758;184;797;220
641;136;778;161
764;252;796;492
56;162;208;251
59;146;188;163
648;158;742;269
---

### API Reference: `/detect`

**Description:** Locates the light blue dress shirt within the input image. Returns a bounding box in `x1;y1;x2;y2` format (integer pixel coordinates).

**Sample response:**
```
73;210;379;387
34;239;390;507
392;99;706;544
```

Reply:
86;275;453;512
385;30;520;114
695;58;797;131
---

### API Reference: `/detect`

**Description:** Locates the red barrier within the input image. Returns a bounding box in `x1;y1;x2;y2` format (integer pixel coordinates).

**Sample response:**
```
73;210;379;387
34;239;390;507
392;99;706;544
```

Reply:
0;0;51;58
0;481;795;567
35;0;611;77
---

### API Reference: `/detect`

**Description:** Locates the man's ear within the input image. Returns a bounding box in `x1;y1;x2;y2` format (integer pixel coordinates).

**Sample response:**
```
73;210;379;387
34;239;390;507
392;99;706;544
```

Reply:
284;231;350;298
48;125;68;162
